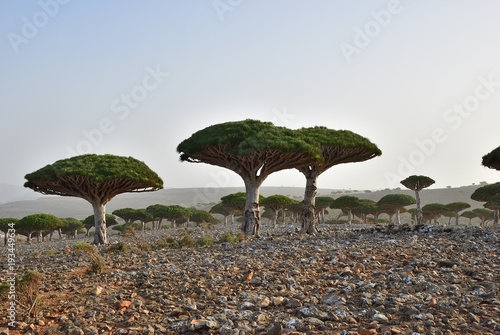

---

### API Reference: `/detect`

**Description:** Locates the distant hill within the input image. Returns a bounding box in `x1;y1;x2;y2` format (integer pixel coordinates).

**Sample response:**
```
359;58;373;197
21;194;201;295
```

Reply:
0;183;40;204
0;184;489;220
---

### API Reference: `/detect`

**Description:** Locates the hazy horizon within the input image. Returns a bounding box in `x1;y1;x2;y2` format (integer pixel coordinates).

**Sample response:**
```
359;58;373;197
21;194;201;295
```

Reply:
1;1;500;193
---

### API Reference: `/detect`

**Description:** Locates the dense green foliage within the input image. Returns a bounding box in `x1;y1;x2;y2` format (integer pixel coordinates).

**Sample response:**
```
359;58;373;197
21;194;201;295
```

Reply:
400;175;435;191
482;146;500;170
0;218;18;233
297;126;381;158
260;194;295;206
330;196;360;210
112;208;143;224
60;217;84;233
470;182;500;202
177;119;321;160
190;210;218;224
315;197;335;209
24;154;163;186
377;194;416;208
446;202;471;212
422;203;449;216
17;214;64;232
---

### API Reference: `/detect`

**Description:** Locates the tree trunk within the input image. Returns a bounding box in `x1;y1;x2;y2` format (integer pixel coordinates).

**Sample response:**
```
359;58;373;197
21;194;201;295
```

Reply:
455;212;460;225
73;229;77;239
415;190;423;225
301;174;318;234
242;178;261;237
272;210;278;228
347;210;352;225
494;209;499;226
224;215;228;226
86;227;91;236
395;209;400;225
92;202;108;245
230;214;234;225
282;209;285;224
37;231;42;243
374;213;379;224
27;232;32;244
4;232;7;246
58;228;63;239
321;208;326;225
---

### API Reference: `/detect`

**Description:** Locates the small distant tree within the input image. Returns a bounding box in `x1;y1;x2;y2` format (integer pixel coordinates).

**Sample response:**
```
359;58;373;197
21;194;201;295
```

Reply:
190;210;218;226
24;154;163;245
472;208;495;227
445;202;471;225
134;209;155;231
461;210;478;225
376;194;416;225
220;192;264;226
0;218;18;246
471;182;500;225
163;205;193;228
112;208;143;225
352;199;378;224
288;201;303;224
484;194;500;226
401;175;435;225
422;203;448;225
147;204;172;230
209;202;237;226
17;214;64;244
482;146;500;170
261;194;295;228
60;217;84;239
315;197;335;225
330;196;360;225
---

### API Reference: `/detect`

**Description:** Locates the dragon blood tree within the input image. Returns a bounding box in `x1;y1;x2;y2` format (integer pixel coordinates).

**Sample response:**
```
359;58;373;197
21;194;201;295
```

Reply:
24;154;163;245
400;175;435;226
177;119;321;237
296;127;381;234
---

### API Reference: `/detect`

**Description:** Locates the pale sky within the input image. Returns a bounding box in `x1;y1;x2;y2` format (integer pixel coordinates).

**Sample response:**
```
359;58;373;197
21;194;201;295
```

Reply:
1;1;500;193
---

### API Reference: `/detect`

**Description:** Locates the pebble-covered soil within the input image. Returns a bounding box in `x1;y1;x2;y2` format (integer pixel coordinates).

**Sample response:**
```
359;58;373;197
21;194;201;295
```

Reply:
1;223;499;335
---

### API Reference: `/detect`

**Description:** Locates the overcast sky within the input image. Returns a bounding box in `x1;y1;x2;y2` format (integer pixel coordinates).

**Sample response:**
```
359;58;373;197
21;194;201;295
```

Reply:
1;1;499;193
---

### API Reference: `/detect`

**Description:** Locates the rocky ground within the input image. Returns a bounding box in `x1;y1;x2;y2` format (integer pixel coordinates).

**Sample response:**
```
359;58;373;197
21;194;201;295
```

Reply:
1;223;499;335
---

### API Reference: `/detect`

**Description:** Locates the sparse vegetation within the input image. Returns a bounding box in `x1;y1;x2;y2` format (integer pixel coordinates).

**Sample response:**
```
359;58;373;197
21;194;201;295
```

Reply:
73;242;106;274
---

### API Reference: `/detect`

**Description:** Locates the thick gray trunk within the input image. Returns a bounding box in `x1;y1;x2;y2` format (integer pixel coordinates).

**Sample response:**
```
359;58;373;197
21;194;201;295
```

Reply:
395;209;400;225
494;209;499;226
302;175;318;234
242;179;261;237
272;211;278;228
455;212;460;225
224;216;228;226
92;203;108;245
321;209;325;225
415;190;423;225
347;210;353;225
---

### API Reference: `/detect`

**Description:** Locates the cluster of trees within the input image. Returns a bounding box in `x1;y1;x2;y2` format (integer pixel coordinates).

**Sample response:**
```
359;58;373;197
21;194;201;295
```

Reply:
18;120;500;245
0;204;219;245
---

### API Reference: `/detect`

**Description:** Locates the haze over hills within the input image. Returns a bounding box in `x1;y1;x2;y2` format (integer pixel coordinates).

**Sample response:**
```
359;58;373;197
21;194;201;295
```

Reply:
0;183;488;220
